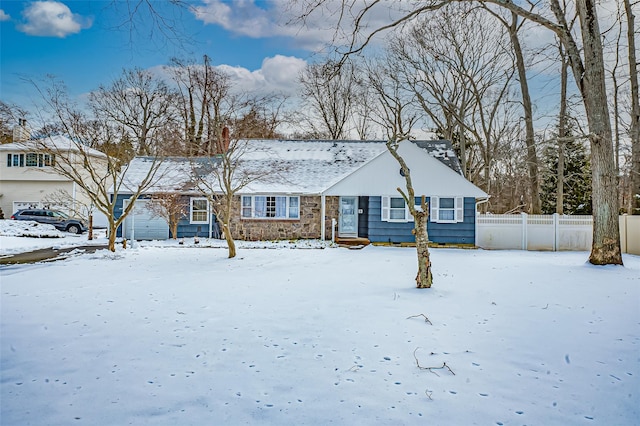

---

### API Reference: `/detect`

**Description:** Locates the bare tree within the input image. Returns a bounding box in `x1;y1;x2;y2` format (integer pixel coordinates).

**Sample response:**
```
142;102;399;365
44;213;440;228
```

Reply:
0;101;28;143
193;132;282;258
386;5;519;208
29;77;167;252
299;0;623;264
169;55;233;155
146;192;188;239
299;59;359;139
367;60;432;288
483;7;541;213
89;67;179;155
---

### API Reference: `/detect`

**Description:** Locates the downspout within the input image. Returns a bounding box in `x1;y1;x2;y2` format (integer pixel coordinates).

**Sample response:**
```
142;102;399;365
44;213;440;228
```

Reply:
321;193;326;241
72;181;77;213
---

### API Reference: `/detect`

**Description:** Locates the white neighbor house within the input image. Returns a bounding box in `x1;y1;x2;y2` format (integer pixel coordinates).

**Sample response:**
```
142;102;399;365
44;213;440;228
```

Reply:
0;134;108;219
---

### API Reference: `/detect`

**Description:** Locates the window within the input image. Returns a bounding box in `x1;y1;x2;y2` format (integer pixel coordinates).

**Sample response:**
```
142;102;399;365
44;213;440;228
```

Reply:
241;195;300;219
6;154;25;167
381;196;412;222
430;196;464;223
6;153;54;168
190;198;209;224
26;153;38;167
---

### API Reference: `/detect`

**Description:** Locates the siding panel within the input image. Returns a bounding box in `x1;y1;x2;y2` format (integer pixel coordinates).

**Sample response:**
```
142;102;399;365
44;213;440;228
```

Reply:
368;196;477;244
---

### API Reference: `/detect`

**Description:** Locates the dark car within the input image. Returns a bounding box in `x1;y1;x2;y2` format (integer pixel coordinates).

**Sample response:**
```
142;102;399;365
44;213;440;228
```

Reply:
11;209;88;234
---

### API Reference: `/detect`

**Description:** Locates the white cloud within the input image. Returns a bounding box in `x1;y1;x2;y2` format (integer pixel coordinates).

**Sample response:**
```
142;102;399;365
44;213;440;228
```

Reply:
192;0;340;51
158;54;306;97
0;9;10;21
17;1;92;38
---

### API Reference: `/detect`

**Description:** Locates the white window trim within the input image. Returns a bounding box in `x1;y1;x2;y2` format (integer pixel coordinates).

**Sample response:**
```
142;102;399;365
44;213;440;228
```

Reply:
430;196;464;223
241;195;300;220
190;197;210;224
381;196;413;223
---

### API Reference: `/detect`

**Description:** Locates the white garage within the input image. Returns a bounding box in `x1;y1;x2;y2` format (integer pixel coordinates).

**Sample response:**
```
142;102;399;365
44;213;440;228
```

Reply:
122;199;169;241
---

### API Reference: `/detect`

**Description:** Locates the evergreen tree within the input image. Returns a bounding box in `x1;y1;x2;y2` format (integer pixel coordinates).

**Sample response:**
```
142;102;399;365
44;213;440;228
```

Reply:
540;134;592;215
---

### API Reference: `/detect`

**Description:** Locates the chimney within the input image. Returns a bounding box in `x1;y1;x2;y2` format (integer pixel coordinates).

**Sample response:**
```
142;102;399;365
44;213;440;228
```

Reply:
13;118;30;142
222;126;230;152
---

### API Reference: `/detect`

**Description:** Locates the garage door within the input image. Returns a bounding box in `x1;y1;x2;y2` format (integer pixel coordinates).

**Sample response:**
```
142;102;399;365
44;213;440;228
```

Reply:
122;199;169;241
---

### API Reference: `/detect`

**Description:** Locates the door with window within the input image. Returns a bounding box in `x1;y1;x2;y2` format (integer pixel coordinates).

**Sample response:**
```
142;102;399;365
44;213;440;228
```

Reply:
339;196;358;237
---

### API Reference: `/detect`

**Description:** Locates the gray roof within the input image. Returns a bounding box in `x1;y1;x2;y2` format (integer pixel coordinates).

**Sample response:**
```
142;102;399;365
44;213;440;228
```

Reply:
116;139;464;194
411;139;462;175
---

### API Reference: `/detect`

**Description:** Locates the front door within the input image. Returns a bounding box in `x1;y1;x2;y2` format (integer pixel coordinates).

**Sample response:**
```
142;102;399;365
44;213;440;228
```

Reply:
339;196;358;237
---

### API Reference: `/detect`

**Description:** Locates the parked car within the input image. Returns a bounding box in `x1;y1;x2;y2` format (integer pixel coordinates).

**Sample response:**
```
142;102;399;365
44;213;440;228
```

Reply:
10;209;87;234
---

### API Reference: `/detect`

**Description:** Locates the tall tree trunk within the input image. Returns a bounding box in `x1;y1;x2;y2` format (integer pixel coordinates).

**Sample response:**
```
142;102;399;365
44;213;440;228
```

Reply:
509;12;541;214
575;0;622;264
414;199;432;289
625;0;640;214
557;45;569;215
223;198;236;258
386;139;433;288
108;221;117;252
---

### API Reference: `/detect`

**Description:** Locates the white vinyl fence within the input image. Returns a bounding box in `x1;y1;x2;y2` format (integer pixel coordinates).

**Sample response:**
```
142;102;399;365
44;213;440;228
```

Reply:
476;213;640;255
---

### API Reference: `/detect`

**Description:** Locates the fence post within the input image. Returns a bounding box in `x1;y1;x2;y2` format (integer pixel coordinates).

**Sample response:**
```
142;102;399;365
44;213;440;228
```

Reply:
622;214;628;254
521;212;528;250
553;213;559;251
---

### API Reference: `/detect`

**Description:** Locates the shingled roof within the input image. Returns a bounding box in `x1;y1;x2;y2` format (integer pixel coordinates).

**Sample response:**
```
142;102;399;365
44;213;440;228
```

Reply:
116;139;464;194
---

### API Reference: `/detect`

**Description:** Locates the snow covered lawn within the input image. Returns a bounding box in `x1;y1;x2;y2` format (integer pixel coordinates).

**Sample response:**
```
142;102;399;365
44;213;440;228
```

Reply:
1;242;638;425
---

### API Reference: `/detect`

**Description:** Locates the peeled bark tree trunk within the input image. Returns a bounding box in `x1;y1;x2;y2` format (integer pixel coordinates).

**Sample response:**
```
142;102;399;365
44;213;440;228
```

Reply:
387;139;433;288
414;197;433;288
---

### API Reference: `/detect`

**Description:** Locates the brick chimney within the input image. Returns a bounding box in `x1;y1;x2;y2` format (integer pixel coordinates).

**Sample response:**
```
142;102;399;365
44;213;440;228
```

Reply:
221;126;230;152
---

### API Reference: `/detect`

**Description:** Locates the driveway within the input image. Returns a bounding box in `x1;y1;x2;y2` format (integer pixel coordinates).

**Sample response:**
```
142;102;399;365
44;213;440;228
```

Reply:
0;244;107;265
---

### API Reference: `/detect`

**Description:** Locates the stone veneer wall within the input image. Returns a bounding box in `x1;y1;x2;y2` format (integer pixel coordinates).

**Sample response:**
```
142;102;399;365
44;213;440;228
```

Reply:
228;195;340;241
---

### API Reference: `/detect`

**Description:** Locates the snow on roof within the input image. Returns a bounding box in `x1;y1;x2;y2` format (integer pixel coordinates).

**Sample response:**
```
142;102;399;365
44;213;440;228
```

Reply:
412;139;463;175
0;135;108;158
115;139;465;195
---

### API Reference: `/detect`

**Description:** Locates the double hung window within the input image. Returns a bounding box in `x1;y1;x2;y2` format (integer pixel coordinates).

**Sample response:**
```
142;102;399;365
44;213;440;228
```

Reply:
190;198;209;224
430;196;464;223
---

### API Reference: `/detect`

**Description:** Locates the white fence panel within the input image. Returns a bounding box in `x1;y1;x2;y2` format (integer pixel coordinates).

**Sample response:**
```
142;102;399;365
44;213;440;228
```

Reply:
476;214;524;250
477;214;638;254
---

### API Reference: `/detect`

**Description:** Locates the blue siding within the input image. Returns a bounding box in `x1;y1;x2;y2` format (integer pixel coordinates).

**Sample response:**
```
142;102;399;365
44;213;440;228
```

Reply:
367;196;476;245
112;193;220;239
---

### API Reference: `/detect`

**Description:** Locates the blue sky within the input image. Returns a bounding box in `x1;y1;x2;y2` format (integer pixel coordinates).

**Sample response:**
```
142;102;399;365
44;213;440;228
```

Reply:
0;1;322;110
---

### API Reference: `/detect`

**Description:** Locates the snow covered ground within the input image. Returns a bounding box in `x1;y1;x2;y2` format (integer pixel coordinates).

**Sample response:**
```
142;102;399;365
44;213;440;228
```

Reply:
1;224;639;425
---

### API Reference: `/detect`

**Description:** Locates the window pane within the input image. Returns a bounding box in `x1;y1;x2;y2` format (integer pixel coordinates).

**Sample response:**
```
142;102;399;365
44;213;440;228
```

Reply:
266;196;276;217
193;199;207;211
254;196;266;217
289;197;299;218
13;155;20;167
440;197;454;209
390;197;405;208
439;210;455;221
275;196;286;218
26;153;37;167
192;211;207;222
390;209;405;220
242;196;252;207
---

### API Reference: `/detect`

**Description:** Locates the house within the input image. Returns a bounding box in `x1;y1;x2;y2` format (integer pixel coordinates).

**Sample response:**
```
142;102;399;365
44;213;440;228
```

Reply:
113;139;488;245
0;134;108;219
